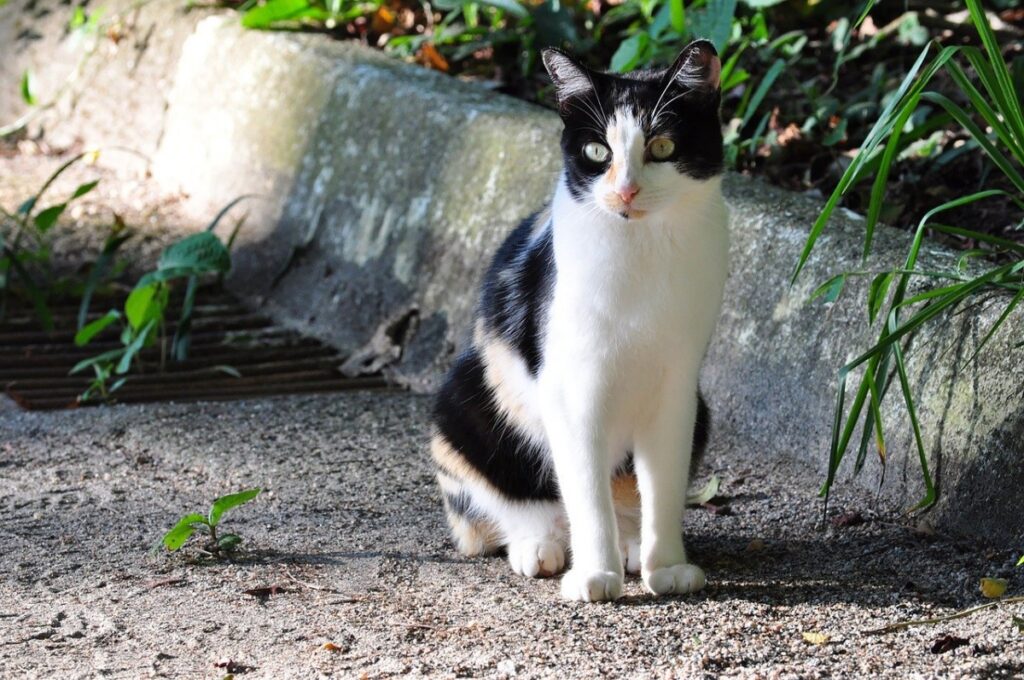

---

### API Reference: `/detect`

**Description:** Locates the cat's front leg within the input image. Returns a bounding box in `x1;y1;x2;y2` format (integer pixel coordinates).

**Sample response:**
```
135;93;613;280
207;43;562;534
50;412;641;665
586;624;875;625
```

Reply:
633;381;706;596
541;389;623;602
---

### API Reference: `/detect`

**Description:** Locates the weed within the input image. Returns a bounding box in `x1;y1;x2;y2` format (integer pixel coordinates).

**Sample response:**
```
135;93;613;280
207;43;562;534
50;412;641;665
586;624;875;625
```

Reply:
0;152;102;329
161;488;262;557
793;0;1024;512
71;197;249;401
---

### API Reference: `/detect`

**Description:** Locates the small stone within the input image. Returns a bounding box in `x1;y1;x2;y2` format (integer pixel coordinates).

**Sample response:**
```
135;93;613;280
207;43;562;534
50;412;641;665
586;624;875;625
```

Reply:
497;659;517;676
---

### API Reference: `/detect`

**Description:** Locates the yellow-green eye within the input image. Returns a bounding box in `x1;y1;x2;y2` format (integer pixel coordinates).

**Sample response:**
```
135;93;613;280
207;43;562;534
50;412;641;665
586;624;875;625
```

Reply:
583;142;610;163
648;137;675;160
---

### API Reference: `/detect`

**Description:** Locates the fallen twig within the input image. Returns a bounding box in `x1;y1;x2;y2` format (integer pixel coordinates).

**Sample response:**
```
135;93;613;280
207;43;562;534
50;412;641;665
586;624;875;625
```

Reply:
281;567;365;600
863;595;1024;635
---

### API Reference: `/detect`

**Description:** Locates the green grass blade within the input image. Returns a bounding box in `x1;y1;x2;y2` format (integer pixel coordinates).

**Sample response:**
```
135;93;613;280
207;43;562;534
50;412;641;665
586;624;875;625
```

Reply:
922;92;1024;195
965;0;1024;144
862;91;921;262
888;318;936;512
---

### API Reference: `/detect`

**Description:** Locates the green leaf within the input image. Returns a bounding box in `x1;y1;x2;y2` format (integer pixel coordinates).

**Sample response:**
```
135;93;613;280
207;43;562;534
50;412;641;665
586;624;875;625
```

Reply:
739;58;784;130
217;533;243;552
610;33;650;74
78;225;132;330
74;310;121;346
124;282;168;331
214;364;242;378
208;488;261;527
669;0;684;34
33;204;66;232
867;272;895;323
241;0;313;28
162;513;209;551
116;319;156;374
71;180;100;199
1017;554;1024;567
810;274;846;304
20;70;37;106
689;0;737;54
70;347;126;375
686;475;720;506
158;231;231;276
478;0;527;18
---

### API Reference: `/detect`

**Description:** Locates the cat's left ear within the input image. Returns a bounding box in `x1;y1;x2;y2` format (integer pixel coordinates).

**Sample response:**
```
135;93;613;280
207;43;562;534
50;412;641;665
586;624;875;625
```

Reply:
662;39;721;93
542;48;596;108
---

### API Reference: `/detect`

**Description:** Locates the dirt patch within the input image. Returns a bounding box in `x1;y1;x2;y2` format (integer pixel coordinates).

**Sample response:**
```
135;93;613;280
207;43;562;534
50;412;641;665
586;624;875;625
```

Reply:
1;392;1021;678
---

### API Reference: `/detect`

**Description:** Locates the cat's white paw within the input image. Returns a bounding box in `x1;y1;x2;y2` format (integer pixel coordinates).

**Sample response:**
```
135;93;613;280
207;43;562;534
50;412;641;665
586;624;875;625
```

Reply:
620;538;641;575
507;539;565;578
560;569;623;602
643;563;706;596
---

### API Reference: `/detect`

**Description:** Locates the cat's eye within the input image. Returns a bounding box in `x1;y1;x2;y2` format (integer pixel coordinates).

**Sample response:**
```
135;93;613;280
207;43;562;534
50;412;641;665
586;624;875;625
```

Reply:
648;137;675;160
583;142;610;163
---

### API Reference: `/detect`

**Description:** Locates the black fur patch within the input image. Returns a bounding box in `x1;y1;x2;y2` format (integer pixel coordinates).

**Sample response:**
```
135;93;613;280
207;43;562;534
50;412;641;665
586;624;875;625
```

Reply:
433;348;559;501
444;490;476;518
478;215;555;376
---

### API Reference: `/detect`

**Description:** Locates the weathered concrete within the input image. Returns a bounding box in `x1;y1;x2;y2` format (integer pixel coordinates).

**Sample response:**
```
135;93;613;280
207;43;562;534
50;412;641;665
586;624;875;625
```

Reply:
155;17;562;385
150;18;1024;548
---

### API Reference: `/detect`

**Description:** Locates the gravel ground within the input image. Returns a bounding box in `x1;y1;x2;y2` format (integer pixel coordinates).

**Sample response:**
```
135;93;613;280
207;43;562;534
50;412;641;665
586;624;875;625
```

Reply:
1;391;1022;679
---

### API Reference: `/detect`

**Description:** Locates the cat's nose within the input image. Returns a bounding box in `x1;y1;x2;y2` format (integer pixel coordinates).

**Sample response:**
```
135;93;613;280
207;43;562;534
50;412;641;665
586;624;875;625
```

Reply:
617;185;640;205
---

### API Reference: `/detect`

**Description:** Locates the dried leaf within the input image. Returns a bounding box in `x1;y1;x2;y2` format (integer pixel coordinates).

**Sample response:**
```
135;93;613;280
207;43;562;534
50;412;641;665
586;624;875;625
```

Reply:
213;659;253;673
832;511;865;528
931;634;969;654
746;538;766;552
701;502;732;516
370;6;395;32
243;585;286;601
322;642;343;651
418;43;449;72
980;577;1007;599
802;631;830;645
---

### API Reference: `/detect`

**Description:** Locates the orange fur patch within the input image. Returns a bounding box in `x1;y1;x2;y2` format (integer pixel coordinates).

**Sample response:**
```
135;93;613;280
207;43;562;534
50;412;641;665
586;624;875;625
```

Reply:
612;473;640;511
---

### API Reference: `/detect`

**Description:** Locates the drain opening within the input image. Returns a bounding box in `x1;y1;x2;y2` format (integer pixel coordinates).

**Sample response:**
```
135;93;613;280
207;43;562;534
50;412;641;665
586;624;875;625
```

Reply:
1;289;389;410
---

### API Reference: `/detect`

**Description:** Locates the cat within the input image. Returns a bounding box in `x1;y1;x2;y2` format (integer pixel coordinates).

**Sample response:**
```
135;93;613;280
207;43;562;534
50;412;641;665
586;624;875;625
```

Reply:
430;39;728;602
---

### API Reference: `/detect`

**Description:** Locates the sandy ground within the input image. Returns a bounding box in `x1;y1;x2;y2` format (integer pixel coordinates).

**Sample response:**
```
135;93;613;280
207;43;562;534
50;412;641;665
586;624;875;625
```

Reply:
1;391;1022;679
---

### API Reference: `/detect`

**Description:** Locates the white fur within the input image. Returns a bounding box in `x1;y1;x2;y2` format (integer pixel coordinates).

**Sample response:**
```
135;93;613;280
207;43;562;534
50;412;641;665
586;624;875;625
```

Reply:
542;166;728;599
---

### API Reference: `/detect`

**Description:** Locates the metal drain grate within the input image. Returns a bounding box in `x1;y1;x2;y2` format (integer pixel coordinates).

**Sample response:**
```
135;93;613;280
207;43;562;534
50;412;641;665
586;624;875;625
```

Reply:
1;290;387;410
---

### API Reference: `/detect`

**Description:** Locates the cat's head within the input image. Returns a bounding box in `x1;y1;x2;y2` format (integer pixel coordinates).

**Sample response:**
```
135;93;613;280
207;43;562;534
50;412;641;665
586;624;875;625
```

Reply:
542;40;723;221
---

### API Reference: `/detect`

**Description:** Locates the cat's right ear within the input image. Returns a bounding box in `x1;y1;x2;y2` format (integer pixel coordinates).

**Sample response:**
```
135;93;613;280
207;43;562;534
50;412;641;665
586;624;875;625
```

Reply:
542;49;595;111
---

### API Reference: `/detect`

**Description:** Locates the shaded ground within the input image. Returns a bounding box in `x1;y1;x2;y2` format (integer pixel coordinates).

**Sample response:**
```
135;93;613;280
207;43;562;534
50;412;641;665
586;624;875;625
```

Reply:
1;391;1022;678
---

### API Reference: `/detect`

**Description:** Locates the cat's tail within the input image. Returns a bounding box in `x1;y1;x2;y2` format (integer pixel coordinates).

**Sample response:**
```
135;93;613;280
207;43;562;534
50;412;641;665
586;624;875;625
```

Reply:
431;434;502;556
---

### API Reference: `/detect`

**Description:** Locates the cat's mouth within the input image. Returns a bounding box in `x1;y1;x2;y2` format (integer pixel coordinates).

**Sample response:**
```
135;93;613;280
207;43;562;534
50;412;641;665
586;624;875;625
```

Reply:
619;208;648;220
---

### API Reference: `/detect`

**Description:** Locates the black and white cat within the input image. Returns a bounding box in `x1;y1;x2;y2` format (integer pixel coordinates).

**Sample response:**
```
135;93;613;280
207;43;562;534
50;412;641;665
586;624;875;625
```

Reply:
430;40;728;602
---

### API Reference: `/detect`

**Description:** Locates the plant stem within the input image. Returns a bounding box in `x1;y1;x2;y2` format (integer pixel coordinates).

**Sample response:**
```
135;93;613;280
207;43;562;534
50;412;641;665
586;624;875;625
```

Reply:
863;596;1024;635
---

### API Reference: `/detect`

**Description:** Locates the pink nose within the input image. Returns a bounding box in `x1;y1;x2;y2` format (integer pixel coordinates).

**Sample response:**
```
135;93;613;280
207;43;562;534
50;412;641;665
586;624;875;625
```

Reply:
617;185;640;205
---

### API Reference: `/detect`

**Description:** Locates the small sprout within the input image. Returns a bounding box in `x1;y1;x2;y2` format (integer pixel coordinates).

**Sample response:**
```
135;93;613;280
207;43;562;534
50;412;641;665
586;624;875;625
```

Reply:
980;577;1008;599
161;488;261;558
